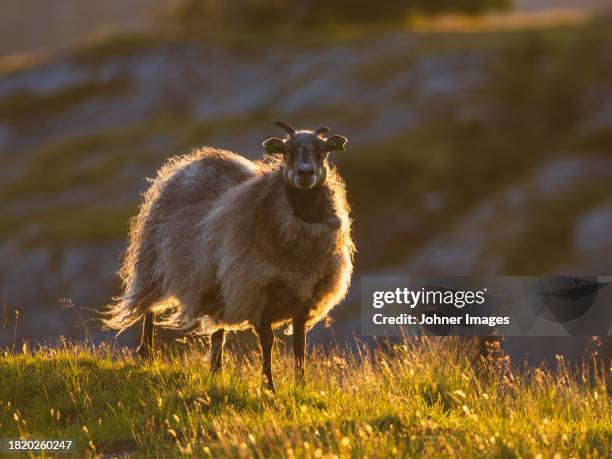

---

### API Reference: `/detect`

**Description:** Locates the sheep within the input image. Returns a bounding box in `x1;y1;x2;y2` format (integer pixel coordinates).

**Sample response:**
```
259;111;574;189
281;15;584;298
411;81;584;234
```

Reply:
103;119;354;390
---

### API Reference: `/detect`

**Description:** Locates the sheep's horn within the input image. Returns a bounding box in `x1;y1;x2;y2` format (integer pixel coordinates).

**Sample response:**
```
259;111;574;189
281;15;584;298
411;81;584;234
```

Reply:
271;119;296;135
315;126;330;135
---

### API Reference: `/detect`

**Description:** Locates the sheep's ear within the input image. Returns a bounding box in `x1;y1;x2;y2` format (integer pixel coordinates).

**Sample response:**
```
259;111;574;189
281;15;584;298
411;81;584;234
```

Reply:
326;135;348;152
263;137;285;155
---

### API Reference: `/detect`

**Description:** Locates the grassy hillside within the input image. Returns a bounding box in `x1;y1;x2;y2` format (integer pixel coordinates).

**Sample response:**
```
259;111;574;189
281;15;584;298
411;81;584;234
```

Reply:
1;339;609;457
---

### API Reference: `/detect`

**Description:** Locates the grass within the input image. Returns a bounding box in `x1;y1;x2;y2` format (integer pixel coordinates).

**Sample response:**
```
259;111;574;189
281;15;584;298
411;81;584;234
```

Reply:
0;118;178;203
0;78;130;126
41;14;601;74
24;204;137;247
72;34;176;67
0;338;609;457
503;181;612;274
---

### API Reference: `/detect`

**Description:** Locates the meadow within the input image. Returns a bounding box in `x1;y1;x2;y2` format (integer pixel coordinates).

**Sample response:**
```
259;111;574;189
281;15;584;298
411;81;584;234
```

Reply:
0;338;609;457
1;8;612;458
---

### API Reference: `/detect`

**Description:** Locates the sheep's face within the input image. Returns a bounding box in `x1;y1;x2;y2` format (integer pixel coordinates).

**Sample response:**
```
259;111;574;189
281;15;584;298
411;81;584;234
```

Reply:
263;121;347;191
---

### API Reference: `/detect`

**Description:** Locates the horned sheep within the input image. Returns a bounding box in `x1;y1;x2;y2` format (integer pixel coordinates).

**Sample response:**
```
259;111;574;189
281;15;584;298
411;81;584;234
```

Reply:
103;119;354;390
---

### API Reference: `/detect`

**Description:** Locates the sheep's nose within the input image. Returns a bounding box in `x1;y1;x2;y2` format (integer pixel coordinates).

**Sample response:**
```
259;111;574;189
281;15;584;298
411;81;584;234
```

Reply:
297;164;315;177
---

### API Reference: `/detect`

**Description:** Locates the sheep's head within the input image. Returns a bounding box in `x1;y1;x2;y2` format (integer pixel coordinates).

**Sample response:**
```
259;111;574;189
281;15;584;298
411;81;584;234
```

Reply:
263;119;347;190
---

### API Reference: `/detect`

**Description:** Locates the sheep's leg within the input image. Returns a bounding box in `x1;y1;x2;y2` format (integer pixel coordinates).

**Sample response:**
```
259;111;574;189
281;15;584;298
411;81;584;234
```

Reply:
256;316;276;392
210;328;225;373
292;308;307;385
136;312;154;359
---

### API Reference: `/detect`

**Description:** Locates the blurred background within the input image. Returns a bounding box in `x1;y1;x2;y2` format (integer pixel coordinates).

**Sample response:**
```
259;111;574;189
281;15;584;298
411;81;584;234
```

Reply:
1;0;611;364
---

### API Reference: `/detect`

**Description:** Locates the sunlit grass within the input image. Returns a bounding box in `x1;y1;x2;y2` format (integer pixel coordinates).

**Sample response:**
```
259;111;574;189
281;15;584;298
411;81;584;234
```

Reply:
408;10;592;34
0;338;609;457
0;51;50;79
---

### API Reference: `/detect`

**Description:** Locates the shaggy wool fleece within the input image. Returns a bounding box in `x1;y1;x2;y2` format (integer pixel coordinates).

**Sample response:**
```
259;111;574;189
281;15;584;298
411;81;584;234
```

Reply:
104;148;353;334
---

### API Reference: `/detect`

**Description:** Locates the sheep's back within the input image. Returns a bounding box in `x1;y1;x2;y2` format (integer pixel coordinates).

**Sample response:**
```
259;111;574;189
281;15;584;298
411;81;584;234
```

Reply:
157;148;257;210
145;148;258;302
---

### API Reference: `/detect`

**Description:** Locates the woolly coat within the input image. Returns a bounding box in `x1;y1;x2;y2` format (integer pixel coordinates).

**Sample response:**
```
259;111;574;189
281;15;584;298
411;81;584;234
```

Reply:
105;148;354;334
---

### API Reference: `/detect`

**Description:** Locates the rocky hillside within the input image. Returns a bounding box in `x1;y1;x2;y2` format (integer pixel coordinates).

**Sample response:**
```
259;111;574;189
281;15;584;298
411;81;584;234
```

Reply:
1;24;611;350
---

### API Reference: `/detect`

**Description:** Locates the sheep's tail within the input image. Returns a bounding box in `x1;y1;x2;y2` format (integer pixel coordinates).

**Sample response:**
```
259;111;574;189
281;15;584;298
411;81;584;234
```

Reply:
152;300;224;335
101;283;158;334
101;297;142;334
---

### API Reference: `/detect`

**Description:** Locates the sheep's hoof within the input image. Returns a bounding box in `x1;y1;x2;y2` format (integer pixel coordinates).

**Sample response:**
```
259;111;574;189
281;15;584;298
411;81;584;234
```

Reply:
135;344;153;360
210;365;223;375
262;381;277;394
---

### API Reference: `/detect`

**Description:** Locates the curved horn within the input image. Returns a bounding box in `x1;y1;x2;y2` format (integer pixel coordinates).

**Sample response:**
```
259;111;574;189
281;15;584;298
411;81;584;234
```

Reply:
315;126;330;136
271;119;296;135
